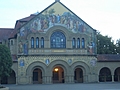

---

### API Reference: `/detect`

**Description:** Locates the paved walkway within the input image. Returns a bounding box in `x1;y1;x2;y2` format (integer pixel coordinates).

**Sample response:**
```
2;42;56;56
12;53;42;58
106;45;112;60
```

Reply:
3;83;120;90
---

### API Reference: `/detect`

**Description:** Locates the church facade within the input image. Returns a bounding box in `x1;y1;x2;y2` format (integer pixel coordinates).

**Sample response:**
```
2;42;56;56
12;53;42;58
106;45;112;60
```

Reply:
0;0;120;84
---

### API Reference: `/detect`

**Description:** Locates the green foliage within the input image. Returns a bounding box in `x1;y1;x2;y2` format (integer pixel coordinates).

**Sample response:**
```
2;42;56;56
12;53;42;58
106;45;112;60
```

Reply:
48;8;55;15
97;32;117;54
116;39;120;54
0;45;13;79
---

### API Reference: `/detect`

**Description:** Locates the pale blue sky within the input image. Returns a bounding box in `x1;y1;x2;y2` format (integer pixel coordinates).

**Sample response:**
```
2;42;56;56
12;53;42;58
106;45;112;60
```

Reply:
0;0;120;41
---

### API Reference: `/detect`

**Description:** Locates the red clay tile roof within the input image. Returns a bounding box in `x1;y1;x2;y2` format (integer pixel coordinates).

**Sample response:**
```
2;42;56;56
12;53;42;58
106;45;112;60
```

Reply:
9;30;17;39
0;14;35;40
97;54;120;62
15;14;36;29
0;28;14;42
19;14;36;22
11;54;17;61
14;21;21;30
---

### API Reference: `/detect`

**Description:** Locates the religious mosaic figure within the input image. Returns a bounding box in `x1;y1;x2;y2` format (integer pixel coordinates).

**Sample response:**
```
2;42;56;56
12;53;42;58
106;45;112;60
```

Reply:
20;27;25;37
20;60;24;67
57;14;60;23
23;41;28;55
18;41;23;53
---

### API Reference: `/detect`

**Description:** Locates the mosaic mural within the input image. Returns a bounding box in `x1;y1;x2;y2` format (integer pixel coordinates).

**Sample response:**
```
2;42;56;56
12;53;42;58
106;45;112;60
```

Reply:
19;11;88;36
18;2;96;55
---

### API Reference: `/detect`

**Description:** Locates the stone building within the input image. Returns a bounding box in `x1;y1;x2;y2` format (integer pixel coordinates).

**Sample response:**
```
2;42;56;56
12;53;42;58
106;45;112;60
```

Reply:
0;0;120;84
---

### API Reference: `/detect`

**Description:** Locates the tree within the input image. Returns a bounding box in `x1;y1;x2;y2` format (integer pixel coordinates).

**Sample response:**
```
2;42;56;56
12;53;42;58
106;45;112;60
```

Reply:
116;39;120;54
0;44;13;84
97;32;116;54
48;8;55;15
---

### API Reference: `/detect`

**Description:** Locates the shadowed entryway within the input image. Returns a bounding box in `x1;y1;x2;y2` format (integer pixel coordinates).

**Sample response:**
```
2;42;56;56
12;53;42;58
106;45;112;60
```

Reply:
99;67;112;82
114;67;120;82
1;70;16;84
33;68;42;84
52;66;64;83
74;68;83;83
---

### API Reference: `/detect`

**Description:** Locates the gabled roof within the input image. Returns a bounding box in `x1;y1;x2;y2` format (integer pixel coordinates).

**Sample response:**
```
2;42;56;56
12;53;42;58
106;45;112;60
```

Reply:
14;14;36;30
0;28;14;42
9;14;36;38
19;14;36;22
97;54;120;62
57;1;95;30
1;1;96;40
19;0;95;31
0;15;35;40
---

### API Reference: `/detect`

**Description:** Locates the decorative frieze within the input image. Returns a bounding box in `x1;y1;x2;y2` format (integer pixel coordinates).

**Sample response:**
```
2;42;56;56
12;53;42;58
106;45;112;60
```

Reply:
28;49;88;55
17;55;97;84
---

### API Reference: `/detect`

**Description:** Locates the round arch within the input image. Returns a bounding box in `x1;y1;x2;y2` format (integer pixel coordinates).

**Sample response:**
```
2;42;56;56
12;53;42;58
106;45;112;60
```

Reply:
99;67;112;82
46;25;69;38
114;67;120;82
71;61;90;74
48;60;69;75
71;61;90;83
47;60;69;83
26;61;47;84
52;66;64;83
74;68;83;83
1;69;16;84
32;68;42;84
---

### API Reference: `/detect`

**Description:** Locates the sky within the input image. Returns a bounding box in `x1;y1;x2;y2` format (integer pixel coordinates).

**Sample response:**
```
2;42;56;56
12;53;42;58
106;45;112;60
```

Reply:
0;0;120;41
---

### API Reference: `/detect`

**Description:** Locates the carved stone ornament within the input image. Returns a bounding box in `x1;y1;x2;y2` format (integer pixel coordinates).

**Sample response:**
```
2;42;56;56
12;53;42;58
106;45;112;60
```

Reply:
68;59;72;64
45;59;50;65
90;59;96;66
20;59;24;67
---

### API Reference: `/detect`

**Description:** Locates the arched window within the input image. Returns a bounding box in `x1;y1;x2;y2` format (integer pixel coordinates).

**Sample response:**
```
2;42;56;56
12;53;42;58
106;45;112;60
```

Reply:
82;38;85;48
31;37;34;48
41;37;44;48
99;67;112;82
36;37;39;48
77;38;80;48
72;38;76;48
114;67;120;82
51;31;66;48
11;40;13;45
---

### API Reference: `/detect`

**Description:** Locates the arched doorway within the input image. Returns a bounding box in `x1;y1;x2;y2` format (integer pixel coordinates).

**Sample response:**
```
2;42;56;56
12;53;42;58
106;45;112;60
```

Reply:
114;67;120;82
1;70;16;84
99;67;112;82
52;66;64;83
74;68;83;83
33;68;42;84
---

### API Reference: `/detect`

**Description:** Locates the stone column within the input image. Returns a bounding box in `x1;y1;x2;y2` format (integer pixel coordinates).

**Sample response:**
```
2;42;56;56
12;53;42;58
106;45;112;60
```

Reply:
29;76;32;84
71;76;74;83
44;76;47;84
65;76;68;83
42;76;45;84
111;70;114;82
69;75;74;83
49;76;52;84
68;76;72;83
97;74;99;82
16;76;18;85
46;76;52;84
43;76;52;84
112;75;114;82
84;75;88;83
67;76;71;83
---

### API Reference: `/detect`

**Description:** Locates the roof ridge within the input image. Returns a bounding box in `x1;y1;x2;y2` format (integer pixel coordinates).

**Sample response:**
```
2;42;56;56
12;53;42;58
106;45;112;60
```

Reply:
0;28;14;30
